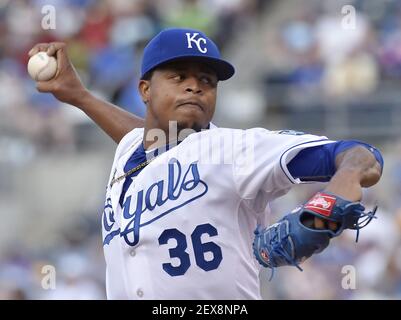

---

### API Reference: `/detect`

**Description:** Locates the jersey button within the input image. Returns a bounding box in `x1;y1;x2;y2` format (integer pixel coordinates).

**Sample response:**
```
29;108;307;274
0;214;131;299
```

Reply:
129;249;136;257
136;289;144;298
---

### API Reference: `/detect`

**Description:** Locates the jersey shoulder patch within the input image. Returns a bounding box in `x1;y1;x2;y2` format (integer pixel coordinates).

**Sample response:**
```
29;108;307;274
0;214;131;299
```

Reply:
273;129;306;136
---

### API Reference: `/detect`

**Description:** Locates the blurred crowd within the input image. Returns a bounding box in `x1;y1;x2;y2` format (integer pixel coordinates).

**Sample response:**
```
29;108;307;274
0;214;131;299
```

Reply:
250;0;401;141
0;0;401;299
0;215;106;299
262;0;401;103
0;0;265;153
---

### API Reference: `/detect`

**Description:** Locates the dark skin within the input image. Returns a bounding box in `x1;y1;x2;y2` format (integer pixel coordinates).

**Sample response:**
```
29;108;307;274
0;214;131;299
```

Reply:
138;60;218;149
29;42;383;230
317;145;382;229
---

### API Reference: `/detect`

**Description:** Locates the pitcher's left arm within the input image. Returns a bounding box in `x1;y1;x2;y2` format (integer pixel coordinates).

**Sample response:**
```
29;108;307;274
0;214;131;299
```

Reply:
253;141;383;272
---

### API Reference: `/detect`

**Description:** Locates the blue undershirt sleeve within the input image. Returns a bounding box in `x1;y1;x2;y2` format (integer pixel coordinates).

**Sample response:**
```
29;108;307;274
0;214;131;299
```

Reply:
287;140;383;182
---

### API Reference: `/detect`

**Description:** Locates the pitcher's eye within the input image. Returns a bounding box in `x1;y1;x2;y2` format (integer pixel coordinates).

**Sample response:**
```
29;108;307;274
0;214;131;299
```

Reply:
201;75;217;87
172;74;184;81
200;76;211;84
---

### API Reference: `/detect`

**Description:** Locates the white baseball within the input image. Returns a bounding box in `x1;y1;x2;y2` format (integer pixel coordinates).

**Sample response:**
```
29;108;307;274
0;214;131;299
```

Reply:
27;52;58;81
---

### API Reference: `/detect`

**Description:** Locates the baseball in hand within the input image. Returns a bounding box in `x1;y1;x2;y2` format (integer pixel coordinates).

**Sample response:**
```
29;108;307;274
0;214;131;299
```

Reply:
27;52;58;81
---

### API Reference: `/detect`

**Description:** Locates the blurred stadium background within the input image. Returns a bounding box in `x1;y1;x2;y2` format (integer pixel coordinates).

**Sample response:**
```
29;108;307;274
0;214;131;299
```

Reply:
0;0;400;299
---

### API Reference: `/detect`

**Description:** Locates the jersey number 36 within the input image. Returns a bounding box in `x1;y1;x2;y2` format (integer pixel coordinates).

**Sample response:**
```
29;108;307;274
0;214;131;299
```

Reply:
158;223;222;276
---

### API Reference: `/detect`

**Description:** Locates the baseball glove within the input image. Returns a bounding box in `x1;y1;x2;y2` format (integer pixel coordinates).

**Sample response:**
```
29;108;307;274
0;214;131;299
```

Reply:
253;191;377;278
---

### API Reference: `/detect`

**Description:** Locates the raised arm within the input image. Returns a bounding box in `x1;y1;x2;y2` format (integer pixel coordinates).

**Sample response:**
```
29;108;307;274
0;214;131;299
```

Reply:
28;42;144;144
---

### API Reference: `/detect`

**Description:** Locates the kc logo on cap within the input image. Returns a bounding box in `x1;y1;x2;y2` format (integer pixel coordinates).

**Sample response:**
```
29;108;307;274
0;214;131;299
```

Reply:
140;28;235;80
186;33;208;54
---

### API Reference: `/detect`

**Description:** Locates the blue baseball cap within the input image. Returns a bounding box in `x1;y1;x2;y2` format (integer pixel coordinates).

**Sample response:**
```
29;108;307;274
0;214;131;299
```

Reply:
141;28;235;81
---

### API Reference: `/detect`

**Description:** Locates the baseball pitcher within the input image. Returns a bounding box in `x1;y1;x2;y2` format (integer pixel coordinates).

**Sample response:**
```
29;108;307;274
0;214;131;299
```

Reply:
29;28;383;299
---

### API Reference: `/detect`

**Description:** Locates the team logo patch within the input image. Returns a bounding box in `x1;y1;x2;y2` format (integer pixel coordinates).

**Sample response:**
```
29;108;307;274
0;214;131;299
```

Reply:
276;130;305;136
304;193;336;217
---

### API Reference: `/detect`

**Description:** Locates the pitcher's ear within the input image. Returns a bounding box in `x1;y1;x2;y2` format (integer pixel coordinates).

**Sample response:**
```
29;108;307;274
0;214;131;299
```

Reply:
139;79;150;104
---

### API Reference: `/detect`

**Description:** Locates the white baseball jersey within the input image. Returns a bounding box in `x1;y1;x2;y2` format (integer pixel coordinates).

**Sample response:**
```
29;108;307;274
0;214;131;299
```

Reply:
101;126;334;299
